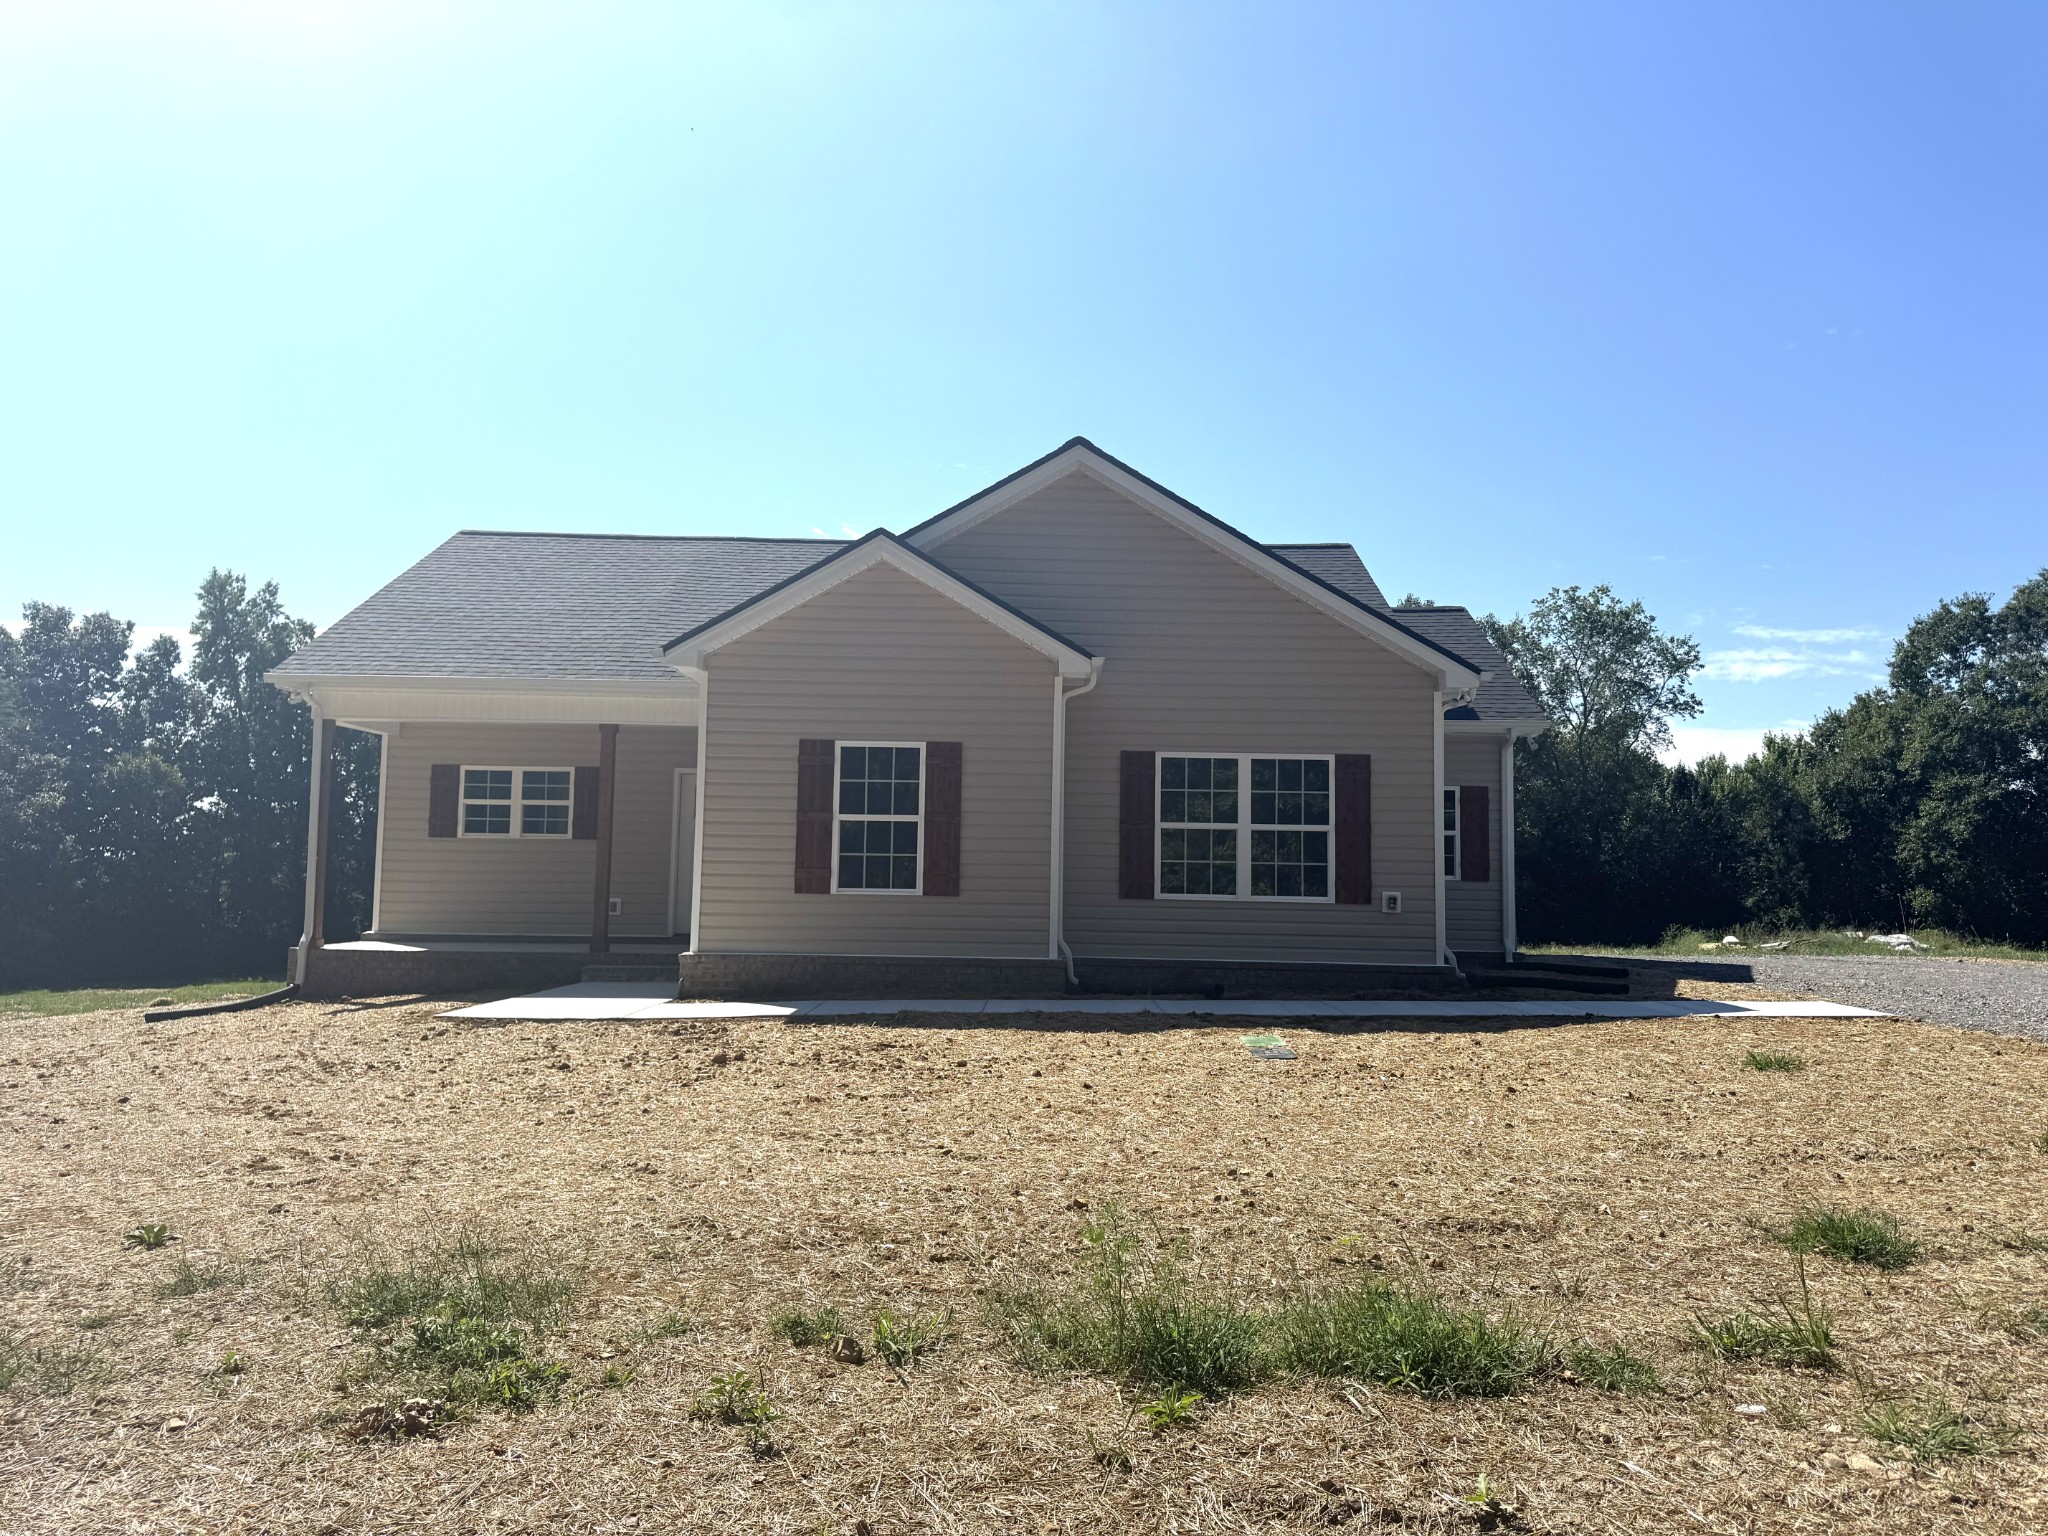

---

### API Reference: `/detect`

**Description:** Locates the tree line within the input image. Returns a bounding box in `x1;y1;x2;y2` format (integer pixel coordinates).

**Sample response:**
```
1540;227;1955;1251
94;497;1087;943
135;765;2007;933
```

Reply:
0;573;378;988
1488;572;2048;946
1;566;2041;988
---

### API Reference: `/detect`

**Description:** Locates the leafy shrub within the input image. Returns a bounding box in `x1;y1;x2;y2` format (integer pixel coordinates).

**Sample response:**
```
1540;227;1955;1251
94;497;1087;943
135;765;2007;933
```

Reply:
1770;1207;1920;1270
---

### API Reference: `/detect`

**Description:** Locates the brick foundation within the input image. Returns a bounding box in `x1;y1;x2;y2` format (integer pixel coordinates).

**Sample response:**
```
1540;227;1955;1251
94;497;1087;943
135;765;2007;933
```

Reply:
677;952;1069;1001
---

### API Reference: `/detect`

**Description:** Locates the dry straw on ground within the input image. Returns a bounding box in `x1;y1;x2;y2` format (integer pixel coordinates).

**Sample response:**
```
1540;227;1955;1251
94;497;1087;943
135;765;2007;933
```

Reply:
3;981;2046;1533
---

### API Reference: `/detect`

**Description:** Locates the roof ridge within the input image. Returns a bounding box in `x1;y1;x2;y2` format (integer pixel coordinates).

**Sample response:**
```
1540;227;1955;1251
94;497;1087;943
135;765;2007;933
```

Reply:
453;529;850;545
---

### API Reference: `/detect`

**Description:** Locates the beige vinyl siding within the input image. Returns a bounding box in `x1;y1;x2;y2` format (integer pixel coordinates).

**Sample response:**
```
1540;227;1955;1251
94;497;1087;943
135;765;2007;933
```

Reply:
1445;733;1505;957
374;723;694;938
698;562;1056;957
932;471;1441;965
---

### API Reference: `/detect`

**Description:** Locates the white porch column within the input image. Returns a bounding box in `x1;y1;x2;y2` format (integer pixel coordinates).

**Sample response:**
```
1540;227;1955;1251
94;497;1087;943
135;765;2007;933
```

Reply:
294;711;335;986
1500;732;1518;962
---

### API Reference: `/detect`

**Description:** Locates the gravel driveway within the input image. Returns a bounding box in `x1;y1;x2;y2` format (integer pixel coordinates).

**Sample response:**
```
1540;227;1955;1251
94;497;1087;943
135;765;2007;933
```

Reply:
1590;951;2048;1044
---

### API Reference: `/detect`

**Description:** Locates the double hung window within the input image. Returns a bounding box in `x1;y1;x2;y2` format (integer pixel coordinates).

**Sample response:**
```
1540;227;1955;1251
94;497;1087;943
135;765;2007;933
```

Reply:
835;744;923;891
461;767;572;838
1158;754;1332;900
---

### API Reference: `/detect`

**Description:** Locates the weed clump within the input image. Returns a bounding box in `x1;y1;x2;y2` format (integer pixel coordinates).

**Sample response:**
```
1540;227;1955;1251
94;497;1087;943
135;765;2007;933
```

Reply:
692;1369;779;1454
990;1205;1567;1402
1742;1050;1805;1073
0;1331;110;1396
122;1224;176;1252
770;1303;845;1348
1563;1341;1661;1394
988;1205;1267;1397
157;1258;243;1298
1272;1282;1550;1398
871;1307;950;1369
327;1228;575;1416
1692;1258;1835;1369
1770;1207;1920;1271
1862;1399;2017;1461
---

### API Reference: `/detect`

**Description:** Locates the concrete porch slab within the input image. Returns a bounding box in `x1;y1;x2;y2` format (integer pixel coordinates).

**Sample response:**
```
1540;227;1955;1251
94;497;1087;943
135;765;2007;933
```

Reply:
439;988;1892;1024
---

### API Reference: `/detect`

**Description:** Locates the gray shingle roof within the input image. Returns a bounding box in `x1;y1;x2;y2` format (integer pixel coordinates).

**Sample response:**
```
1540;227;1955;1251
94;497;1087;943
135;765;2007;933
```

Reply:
1389;605;1551;726
1268;544;1389;608
271;532;847;682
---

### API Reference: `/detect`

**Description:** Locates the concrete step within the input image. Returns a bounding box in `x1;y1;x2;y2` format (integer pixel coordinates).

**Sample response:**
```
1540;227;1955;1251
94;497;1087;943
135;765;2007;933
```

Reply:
581;963;678;984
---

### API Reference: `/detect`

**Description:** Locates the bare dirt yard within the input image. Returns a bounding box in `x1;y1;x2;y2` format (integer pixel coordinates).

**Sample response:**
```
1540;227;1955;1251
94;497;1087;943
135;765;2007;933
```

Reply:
5;988;2047;1534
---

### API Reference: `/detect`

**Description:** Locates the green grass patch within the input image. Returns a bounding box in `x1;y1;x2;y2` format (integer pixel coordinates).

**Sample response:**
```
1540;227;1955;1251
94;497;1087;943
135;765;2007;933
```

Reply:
1769;1207;1921;1270
0;1330;111;1396
1691;1259;1836;1369
1742;1050;1805;1073
327;1228;576;1414
157;1257;245;1298
1563;1341;1662;1394
770;1303;845;1348
1271;1281;1552;1399
990;1205;1594;1402
0;980;274;1020
870;1307;951;1369
1862;1399;2017;1461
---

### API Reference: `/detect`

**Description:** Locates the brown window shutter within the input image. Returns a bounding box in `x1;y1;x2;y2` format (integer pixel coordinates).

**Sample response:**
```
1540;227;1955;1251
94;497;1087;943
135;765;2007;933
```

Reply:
794;738;835;894
1118;750;1155;900
1334;754;1372;904
428;764;460;839
1460;785;1490;883
924;741;962;897
572;766;601;839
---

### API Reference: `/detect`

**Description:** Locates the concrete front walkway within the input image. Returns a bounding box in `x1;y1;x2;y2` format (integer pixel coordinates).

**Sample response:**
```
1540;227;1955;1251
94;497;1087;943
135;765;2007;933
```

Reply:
438;982;1891;1024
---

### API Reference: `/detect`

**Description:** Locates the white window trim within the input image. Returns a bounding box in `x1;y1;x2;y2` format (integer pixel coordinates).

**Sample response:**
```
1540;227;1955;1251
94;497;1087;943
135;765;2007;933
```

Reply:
1155;751;1336;904
1443;786;1462;882
457;764;576;839
830;740;926;895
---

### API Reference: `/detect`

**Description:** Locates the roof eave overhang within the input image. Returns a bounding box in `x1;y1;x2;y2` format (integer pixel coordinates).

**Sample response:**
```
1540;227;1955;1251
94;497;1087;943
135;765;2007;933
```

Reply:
658;530;1098;680
902;441;1481;688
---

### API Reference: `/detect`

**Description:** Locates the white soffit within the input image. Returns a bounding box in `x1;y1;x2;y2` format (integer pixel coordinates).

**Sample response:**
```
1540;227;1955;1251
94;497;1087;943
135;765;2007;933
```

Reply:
906;445;1480;687
660;536;1096;679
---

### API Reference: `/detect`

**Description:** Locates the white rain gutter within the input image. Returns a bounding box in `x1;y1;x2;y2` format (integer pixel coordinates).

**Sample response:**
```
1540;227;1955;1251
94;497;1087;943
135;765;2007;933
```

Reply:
1051;658;1104;983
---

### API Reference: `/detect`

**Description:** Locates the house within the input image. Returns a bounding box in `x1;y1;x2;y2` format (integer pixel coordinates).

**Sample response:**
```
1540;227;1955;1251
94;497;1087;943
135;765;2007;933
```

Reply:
268;439;1550;999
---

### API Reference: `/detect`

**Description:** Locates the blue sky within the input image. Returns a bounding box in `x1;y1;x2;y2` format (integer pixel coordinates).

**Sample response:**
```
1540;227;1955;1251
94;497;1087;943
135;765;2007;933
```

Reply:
3;2;2042;763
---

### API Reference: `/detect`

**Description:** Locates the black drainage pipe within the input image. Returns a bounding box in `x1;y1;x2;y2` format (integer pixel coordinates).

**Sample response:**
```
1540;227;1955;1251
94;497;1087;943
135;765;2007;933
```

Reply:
144;984;298;1023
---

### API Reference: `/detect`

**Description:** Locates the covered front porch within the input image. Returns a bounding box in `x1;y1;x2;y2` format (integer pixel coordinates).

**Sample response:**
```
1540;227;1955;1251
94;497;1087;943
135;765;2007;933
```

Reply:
280;675;702;1000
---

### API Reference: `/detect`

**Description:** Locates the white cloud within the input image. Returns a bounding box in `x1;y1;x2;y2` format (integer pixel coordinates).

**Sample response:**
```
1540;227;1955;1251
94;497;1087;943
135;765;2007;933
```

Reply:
1660;724;1805;767
1732;624;1885;644
838;522;860;538
1700;623;1889;683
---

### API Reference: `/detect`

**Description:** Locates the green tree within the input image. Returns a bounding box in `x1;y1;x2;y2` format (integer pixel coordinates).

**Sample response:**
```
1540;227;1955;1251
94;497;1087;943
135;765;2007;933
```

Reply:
1484;584;1703;750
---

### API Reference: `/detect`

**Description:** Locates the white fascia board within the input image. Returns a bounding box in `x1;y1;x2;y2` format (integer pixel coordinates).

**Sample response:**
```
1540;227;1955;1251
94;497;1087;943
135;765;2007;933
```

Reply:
905;446;1481;688
272;674;696;727
660;537;1095;679
1445;718;1551;736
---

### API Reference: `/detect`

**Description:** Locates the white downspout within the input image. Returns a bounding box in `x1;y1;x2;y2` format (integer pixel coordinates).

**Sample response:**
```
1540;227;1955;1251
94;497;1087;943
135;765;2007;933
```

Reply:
1051;659;1102;984
684;667;710;955
1433;689;1450;970
1500;731;1518;963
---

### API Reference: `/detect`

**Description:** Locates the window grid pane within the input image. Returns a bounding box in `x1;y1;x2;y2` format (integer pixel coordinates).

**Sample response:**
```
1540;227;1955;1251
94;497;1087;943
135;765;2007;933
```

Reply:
836;745;921;889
